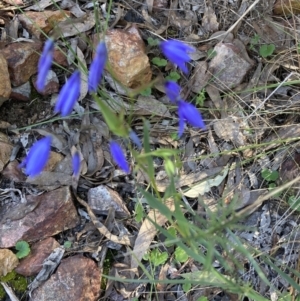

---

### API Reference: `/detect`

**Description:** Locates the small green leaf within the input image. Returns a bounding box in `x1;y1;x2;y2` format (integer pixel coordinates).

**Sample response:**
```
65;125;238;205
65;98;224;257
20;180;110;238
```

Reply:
165;71;181;82
147;37;160;46
64;241;72;249
135;202;144;222
15;241;30;259
140;87;152;96
152;57;168;67
174;246;189;263
182;282;191;293
196;88;206;107
197;297;209;301
261;169;279;182
259;44;275;58
150;249;168;266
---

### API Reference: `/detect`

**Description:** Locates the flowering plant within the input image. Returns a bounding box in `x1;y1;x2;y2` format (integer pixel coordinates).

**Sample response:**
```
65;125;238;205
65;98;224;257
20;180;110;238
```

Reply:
22;38;205;176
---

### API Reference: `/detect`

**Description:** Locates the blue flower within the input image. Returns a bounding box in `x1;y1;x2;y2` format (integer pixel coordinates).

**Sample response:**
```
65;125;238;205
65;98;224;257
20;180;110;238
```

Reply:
72;151;80;176
178;100;206;137
36;38;54;92
160;40;194;74
55;70;81;117
19;136;52;177
129;130;142;149
164;81;181;103
88;41;108;93
109;141;130;173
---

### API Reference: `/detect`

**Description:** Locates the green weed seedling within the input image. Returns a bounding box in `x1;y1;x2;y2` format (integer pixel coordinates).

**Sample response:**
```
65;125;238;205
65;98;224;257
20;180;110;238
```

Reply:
151;57;168;67
259;44;275;58
147;37;160;47
174;246;189;263
196;88;206;107
143;248;168;267
64;241;72;249
261;169;280;197
165;71;181;82
15;240;30;259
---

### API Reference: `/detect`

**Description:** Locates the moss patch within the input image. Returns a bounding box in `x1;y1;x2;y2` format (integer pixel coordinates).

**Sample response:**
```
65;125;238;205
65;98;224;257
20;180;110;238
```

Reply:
0;271;28;300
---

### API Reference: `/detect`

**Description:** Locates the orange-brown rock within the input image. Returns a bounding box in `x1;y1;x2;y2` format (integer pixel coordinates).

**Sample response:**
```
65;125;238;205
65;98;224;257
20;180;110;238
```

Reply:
31;255;101;301
103;26;152;88
19;11;71;39
274;0;300;15
0;186;80;248
15;238;60;276
0;53;11;106
1;42;42;86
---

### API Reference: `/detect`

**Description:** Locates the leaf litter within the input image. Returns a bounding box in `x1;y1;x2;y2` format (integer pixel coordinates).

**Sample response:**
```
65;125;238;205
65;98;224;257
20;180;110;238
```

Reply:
2;0;300;300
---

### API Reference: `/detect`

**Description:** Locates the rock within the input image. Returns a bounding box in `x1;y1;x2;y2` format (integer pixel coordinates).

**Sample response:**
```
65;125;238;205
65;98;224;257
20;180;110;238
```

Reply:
208;42;253;90
32;70;59;95
103;25;152;88
1;42;42;86
274;0;300;15
15;238;60;276
0;186;80;248
31;255;101;301
88;185;130;218
10;81;31;101
18;11;71;39
0;132;13;173
0;249;19;277
0;53;11;106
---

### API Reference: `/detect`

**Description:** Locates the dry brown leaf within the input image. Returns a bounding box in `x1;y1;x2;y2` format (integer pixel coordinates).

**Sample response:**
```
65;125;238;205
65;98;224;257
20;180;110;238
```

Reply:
213;118;246;146
33;129;69;155
131;199;175;269
25;0;61;11
202;6;219;33
0;132;13;172
51;11;95;38
191;61;211;94
0;249;19;277
88;185;130;218
76;46;88;102
134;95;171;117
60;0;85;18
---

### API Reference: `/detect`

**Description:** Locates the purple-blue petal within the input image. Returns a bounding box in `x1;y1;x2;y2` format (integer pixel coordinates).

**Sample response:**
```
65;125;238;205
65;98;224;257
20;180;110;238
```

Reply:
55;70;81;117
109;141;130;173
165;81;181;103
129;130;142;149
72;151;80;176
178;101;206;131
88;41;108;93
160;40;194;74
36;38;54;92
20;136;52;177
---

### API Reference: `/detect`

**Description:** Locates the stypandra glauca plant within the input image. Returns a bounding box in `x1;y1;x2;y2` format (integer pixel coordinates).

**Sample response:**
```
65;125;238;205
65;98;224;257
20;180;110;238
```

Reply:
17;4;296;300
